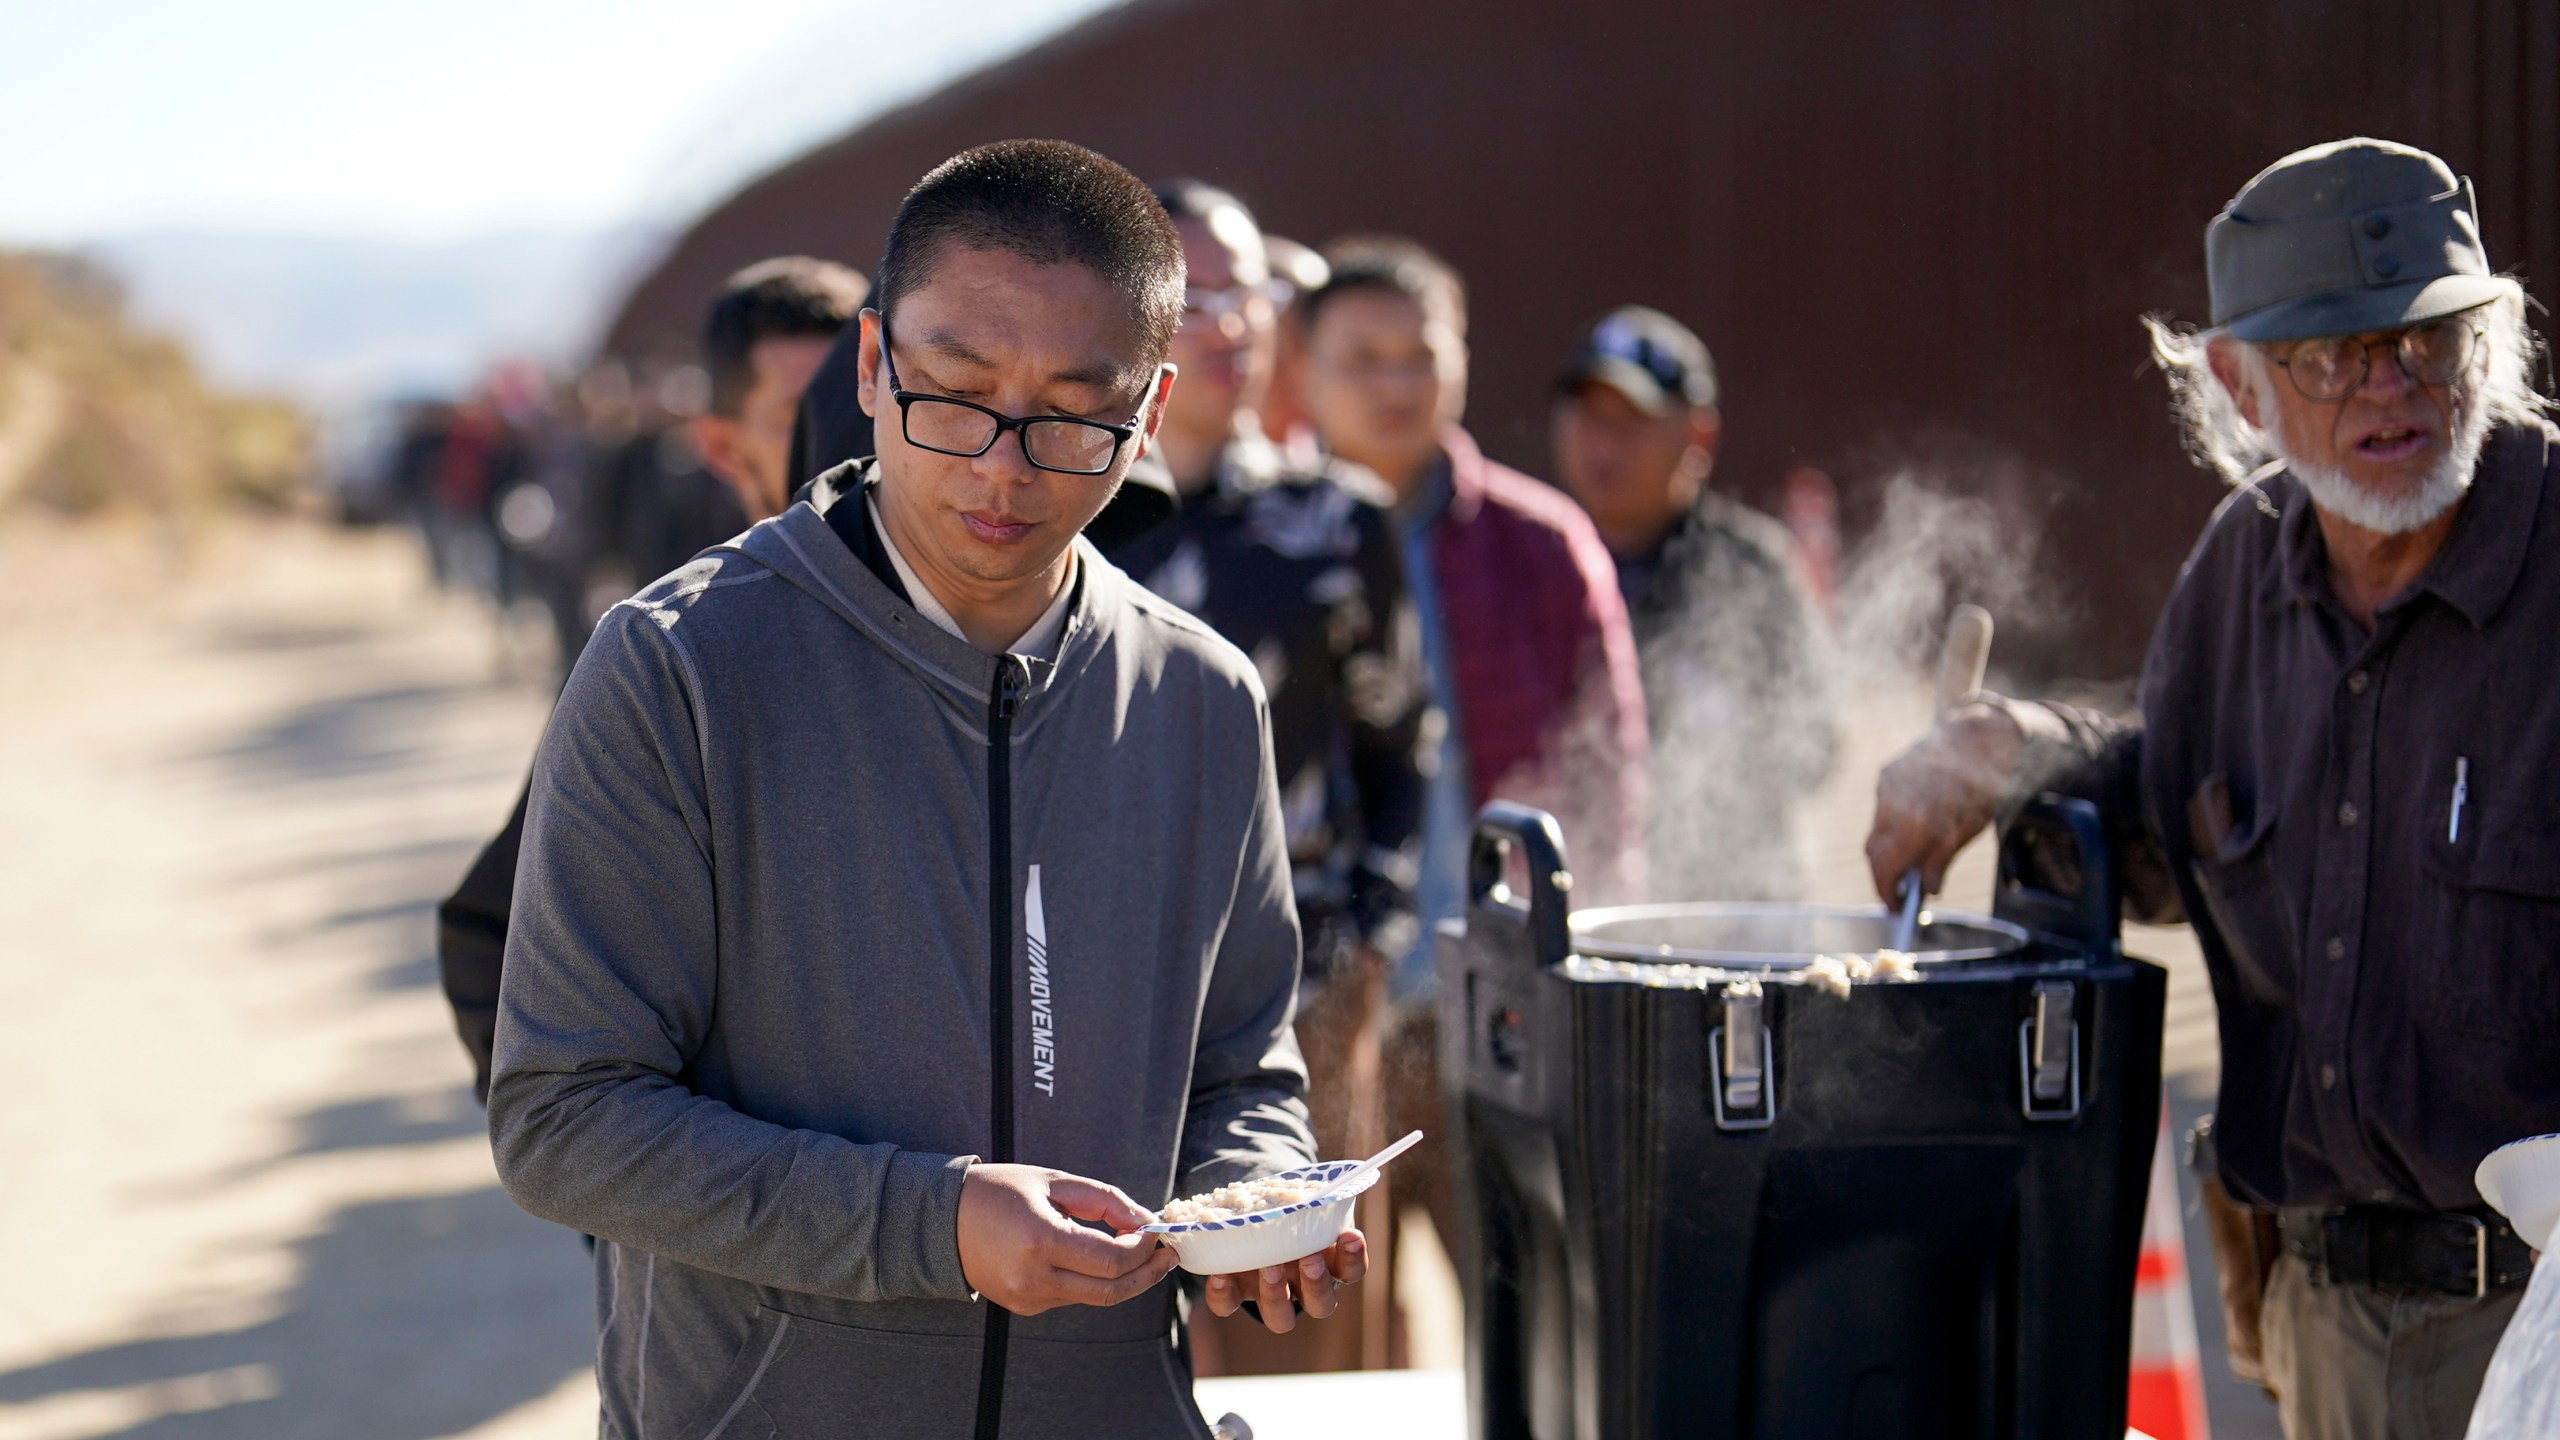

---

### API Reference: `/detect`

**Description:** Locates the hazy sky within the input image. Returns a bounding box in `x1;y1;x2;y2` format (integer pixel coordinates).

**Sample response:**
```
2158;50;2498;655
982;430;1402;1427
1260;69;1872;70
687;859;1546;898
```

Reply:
0;0;1118;244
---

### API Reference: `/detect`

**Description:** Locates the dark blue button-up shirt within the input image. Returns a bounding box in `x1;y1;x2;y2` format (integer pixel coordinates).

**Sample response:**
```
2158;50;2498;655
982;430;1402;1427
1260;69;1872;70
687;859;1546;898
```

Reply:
2030;421;2560;1211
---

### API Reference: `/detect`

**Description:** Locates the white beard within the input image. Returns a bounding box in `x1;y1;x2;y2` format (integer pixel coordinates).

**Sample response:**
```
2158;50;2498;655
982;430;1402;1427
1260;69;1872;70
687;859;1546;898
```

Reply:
2278;397;2490;536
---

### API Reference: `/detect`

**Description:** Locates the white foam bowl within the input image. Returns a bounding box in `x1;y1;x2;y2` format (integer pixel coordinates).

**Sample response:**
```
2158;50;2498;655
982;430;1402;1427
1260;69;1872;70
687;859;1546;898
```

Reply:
1143;1161;1377;1276
2478;1133;2560;1253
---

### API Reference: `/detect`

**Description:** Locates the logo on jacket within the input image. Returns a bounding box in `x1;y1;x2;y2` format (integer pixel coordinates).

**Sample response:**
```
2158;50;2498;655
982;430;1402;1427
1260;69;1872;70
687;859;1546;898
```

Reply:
1027;865;1057;1097
1144;541;1209;613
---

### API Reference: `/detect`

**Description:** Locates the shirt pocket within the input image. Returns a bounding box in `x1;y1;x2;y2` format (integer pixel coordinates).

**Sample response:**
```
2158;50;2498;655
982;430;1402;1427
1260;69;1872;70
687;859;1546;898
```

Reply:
2189;815;2298;1007
2417;815;2560;1045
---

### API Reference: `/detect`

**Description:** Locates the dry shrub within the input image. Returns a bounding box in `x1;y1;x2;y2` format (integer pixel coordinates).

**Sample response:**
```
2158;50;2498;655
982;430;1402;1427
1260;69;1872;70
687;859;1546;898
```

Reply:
0;251;312;518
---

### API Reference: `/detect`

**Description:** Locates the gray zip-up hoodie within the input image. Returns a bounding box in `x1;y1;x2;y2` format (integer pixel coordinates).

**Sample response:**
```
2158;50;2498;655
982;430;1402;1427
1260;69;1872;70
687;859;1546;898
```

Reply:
488;491;1315;1440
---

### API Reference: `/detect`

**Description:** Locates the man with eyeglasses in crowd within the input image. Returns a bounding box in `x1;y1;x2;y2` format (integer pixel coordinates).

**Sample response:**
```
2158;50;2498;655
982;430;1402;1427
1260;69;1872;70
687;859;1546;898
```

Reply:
1550;305;1836;902
489;141;1362;1439
1253;233;1331;461
1866;138;2560;1438
1101;181;1428;1373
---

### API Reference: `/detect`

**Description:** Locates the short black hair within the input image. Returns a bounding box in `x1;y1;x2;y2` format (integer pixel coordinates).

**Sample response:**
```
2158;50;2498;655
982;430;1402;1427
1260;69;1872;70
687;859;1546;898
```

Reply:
1304;235;1467;335
701;256;867;415
1151;178;1255;229
874;139;1186;370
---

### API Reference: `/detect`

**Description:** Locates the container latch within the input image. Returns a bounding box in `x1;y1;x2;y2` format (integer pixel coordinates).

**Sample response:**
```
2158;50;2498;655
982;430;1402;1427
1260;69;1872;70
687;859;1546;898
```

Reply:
1711;987;1776;1131
2018;980;2082;1121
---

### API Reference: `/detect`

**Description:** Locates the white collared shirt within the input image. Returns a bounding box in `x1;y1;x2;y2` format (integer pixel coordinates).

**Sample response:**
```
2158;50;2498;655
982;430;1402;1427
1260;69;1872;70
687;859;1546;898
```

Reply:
868;496;1075;660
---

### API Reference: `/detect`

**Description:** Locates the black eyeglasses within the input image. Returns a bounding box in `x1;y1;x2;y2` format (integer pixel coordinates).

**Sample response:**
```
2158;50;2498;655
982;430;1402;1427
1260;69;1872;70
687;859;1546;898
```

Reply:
881;326;1155;476
2268;317;2482;403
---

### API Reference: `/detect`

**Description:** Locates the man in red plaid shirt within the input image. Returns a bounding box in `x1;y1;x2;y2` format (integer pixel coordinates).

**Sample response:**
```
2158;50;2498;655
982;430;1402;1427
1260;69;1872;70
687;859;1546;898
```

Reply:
1297;235;1648;1261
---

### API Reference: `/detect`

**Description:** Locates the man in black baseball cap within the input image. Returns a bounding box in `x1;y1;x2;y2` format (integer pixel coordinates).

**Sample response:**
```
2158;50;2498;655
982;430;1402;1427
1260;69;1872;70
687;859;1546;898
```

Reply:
1552;305;1720;577
1552;305;1835;902
1867;137;2555;1439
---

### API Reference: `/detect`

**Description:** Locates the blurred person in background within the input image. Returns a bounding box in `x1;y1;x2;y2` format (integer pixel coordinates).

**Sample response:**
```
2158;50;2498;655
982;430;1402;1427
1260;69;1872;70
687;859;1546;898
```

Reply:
691;255;868;523
422;387;525;601
545;361;648;657
436;257;862;1104
784;277;881;488
1255;232;1330;461
1104;180;1428;1373
1550;305;1835;900
591;364;734;595
490;139;1359;1437
1779;463;1843;619
1296;233;1647;1288
561;360;747;627
479;360;555;612
388;399;461;581
496;376;606;675
1866;138;2555;1439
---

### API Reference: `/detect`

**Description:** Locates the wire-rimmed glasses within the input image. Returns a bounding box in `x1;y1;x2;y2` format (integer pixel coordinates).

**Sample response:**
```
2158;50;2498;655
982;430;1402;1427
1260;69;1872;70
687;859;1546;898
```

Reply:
2268;316;2483;403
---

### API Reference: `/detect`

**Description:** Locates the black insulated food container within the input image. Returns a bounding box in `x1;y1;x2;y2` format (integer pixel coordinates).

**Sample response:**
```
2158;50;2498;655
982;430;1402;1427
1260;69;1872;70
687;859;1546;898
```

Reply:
1438;797;2168;1439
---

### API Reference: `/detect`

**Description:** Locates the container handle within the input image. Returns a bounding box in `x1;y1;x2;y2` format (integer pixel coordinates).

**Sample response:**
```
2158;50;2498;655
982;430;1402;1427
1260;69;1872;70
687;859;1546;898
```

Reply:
1994;792;2120;953
1468;801;1573;964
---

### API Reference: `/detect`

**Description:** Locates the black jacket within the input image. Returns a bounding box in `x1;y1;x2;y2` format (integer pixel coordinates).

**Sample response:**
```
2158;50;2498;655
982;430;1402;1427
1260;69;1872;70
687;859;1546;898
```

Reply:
1617;490;1838;901
1104;432;1428;966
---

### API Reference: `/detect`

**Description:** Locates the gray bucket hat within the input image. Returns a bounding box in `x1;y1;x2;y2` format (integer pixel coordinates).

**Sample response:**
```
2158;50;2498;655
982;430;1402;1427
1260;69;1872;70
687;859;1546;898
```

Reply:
2207;137;2508;342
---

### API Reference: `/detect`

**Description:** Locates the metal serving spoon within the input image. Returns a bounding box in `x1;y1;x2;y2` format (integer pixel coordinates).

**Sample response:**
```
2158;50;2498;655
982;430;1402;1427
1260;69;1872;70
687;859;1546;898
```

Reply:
1889;604;1996;954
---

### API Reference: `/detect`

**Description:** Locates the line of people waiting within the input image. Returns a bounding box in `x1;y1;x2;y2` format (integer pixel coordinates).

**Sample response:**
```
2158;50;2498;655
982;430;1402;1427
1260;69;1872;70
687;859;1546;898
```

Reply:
443;133;2560;1440
438;163;1838;1383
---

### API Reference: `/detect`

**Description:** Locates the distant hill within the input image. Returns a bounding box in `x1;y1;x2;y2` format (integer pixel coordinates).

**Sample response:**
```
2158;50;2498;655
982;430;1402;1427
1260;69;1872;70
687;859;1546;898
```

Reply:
86;227;666;415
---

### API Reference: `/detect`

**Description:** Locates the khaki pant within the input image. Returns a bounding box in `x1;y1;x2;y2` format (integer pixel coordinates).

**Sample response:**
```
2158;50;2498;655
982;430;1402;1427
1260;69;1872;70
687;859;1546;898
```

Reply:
2262;1251;2523;1440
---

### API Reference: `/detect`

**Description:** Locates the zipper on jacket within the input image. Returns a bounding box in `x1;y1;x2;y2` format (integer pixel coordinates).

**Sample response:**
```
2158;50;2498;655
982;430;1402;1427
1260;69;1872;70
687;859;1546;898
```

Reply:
974;654;1029;1440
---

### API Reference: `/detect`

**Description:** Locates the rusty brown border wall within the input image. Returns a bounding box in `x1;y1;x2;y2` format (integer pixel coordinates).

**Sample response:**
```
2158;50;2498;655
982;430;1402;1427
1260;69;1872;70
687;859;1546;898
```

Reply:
604;0;2560;677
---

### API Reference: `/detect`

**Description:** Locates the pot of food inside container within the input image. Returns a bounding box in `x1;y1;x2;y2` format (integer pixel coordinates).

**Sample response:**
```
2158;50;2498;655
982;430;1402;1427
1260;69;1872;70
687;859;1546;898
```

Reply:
1438;796;2167;1440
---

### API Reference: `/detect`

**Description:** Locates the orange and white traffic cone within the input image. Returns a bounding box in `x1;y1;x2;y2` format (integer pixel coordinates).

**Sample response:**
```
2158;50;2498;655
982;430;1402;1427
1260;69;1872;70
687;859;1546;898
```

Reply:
2126;1103;2210;1440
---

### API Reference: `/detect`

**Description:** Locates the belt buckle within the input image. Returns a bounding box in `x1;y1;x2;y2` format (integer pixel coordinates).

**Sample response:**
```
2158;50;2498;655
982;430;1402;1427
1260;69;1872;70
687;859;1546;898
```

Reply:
2451;1212;2489;1299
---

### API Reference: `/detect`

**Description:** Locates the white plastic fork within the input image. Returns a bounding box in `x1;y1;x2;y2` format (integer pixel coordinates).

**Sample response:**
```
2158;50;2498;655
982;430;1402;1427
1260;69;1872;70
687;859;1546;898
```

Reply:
1308;1128;1425;1210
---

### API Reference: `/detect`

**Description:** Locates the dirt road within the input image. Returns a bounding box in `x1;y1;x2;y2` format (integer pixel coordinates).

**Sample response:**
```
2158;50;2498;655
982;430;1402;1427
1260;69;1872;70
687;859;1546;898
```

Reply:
0;518;596;1440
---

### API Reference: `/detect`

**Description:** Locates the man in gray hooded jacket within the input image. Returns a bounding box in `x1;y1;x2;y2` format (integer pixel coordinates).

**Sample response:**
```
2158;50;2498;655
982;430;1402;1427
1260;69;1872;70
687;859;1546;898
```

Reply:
489;140;1364;1440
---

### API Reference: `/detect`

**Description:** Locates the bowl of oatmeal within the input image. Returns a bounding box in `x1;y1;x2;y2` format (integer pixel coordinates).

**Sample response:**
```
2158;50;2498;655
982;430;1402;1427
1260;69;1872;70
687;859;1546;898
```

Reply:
1143;1160;1378;1276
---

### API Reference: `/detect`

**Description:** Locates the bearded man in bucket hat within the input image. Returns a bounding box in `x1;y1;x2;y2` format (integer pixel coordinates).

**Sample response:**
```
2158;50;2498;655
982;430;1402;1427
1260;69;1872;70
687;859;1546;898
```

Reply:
1866;138;2559;1438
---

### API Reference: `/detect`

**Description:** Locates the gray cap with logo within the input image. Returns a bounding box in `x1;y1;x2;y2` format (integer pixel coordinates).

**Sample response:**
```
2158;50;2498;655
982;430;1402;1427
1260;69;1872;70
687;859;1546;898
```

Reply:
2208;137;2507;342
